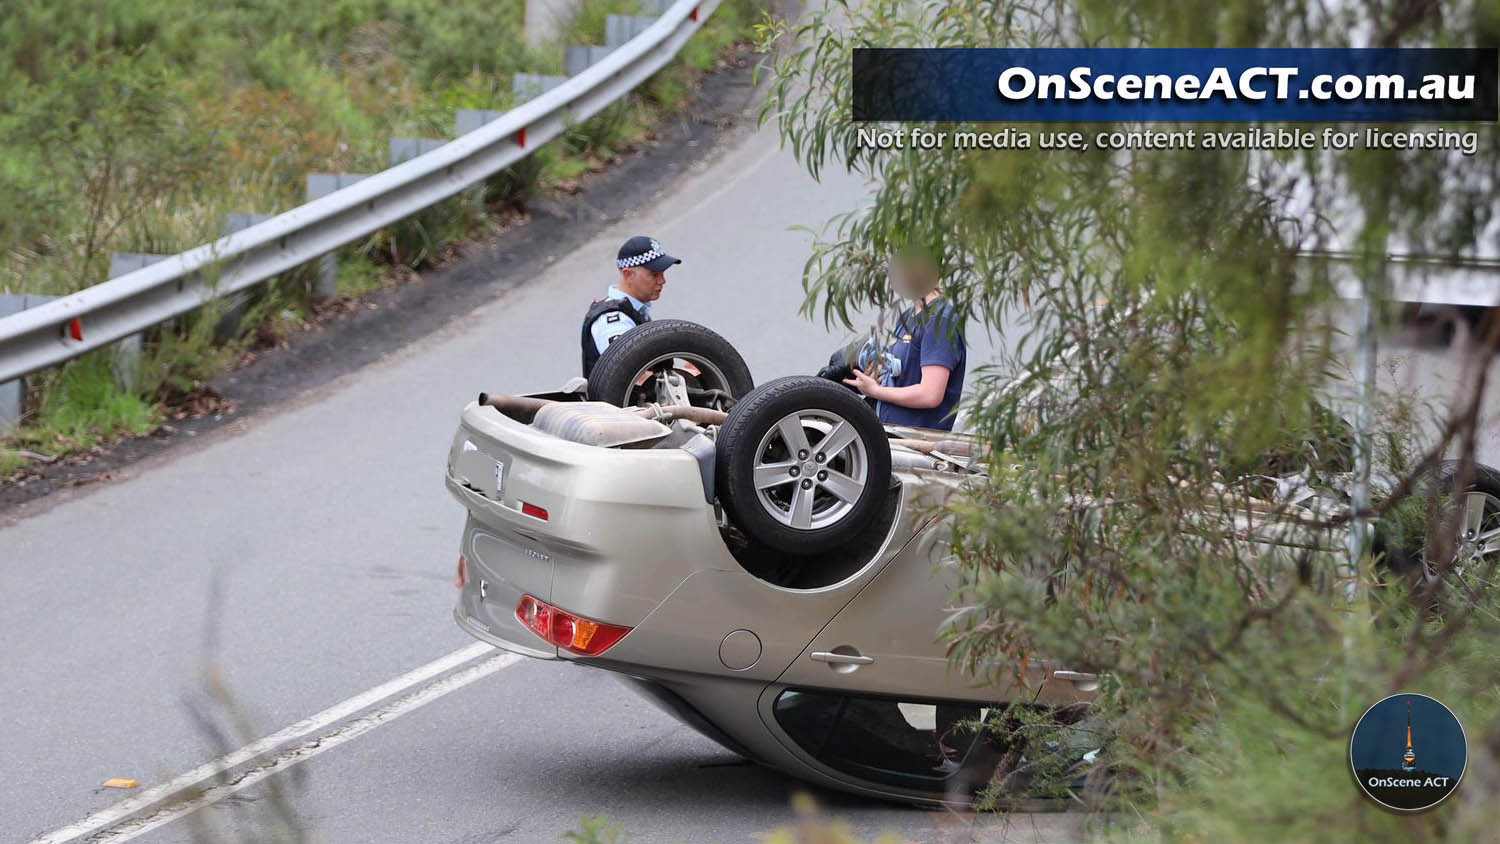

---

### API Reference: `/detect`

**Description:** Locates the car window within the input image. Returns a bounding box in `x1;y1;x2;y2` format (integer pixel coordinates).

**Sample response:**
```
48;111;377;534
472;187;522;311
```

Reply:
772;688;995;793
895;701;992;730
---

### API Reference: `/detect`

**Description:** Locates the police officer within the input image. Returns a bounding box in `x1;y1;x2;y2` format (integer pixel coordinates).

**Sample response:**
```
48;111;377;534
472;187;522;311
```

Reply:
841;246;967;431
580;235;681;378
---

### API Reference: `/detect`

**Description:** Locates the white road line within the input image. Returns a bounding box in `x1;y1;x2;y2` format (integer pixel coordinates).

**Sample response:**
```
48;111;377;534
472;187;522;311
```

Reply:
29;641;511;844
89;650;524;843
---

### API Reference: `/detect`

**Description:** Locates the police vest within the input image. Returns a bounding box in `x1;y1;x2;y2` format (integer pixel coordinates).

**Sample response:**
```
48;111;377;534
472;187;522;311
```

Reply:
580;297;649;378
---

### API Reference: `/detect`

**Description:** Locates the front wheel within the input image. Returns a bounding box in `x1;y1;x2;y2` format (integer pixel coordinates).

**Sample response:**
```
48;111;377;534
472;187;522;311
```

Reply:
587;319;754;411
715;376;892;556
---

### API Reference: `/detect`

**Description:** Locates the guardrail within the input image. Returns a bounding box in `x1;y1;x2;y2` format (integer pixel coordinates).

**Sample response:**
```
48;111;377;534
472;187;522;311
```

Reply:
1313;249;1500;308
0;0;719;385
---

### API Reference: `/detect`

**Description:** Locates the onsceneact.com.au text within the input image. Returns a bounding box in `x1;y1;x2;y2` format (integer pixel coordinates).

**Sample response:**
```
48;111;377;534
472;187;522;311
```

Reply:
996;66;1477;103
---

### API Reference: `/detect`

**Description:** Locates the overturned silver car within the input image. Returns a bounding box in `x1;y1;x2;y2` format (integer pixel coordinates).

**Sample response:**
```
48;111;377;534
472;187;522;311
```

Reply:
443;320;1105;805
444;320;1500;806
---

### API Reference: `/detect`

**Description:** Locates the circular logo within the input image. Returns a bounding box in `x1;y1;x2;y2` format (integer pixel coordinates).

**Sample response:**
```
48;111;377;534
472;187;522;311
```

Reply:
1350;693;1466;812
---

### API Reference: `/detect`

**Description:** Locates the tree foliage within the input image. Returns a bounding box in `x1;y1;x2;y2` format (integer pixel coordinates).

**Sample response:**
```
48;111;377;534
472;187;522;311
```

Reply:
760;1;1500;838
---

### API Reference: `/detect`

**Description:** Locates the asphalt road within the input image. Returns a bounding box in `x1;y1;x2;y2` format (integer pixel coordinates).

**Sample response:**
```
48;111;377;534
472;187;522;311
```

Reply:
0;99;1065;844
5;47;1497;844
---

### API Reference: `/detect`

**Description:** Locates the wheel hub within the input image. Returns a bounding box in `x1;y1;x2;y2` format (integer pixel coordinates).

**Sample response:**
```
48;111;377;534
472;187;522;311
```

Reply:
751;410;869;531
1425;489;1500;586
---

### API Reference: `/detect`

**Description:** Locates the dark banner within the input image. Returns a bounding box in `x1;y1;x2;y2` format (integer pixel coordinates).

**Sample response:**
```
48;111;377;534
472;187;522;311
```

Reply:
851;48;1498;122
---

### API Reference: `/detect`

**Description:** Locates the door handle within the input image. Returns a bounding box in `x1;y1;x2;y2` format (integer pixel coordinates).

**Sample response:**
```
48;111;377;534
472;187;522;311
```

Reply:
1053;669;1100;692
811;651;873;666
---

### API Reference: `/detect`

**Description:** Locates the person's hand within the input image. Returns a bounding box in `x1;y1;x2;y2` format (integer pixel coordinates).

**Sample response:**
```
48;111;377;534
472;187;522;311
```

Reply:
842;368;879;397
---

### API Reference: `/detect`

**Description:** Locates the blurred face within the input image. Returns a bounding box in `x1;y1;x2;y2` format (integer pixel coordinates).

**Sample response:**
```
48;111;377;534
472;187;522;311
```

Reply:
889;258;936;300
620;266;666;302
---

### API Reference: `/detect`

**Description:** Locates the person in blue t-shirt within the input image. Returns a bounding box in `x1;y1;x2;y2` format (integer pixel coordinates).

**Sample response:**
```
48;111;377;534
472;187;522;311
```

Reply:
841;248;967;431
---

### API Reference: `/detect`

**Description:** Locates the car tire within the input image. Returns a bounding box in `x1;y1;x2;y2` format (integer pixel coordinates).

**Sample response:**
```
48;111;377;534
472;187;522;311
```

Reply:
587;319;754;410
715;376;892;556
1376;461;1500;590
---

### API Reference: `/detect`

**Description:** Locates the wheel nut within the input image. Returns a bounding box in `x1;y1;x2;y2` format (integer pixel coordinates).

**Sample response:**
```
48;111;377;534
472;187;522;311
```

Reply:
790;466;800;477
801;479;813;489
798;449;809;460
815;453;825;463
817;470;828;481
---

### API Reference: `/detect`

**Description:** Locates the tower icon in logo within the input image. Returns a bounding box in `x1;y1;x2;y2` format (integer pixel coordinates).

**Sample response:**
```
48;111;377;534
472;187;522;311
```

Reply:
1401;701;1417;772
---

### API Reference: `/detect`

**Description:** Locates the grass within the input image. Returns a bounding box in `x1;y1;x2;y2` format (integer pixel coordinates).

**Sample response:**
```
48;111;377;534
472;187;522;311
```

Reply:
3;352;159;472
1;0;764;479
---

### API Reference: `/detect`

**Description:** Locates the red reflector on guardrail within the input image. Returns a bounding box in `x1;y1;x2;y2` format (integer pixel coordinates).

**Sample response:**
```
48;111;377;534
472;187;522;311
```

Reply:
516;127;526;148
66;318;82;341
690;6;699;21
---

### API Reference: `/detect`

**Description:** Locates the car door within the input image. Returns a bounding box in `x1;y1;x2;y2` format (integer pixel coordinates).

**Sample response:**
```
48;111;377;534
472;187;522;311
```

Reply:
777;515;1100;702
775;518;1020;700
764;518;1101;798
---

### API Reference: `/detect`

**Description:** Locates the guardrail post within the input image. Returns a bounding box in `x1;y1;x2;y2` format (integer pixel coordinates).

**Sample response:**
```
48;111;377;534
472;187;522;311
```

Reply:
0;294;55;431
524;0;576;47
512;73;568;105
454;110;507;138
605;15;658;47
106;253;166;392
388;138;446;166
224;213;273;233
305;173;371;299
215;214;274;342
564;45;617;77
452;112;511;207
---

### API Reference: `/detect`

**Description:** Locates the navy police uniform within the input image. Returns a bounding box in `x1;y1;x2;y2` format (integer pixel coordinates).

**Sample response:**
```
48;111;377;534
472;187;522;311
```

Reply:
580;236;681;378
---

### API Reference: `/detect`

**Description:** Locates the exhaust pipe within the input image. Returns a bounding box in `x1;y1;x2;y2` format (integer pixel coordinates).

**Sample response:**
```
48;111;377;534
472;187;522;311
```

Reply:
477;392;556;423
633;404;728;426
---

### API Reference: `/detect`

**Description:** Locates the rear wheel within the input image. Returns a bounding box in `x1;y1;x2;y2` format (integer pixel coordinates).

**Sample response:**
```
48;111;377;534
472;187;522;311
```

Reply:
587;319;753;411
1377;461;1500;606
716;376;892;556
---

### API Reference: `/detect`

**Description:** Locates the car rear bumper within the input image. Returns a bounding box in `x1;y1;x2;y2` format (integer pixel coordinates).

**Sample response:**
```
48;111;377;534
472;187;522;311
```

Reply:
453;603;556;660
449;478;562;658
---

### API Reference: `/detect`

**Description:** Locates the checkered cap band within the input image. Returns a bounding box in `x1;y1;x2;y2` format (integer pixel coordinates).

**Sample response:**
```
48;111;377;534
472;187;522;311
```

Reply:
617;248;664;269
617;239;666;269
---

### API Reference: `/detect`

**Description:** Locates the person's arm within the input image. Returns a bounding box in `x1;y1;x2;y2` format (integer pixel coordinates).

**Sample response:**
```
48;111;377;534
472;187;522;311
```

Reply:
843;365;950;408
844;304;964;408
589;310;638;354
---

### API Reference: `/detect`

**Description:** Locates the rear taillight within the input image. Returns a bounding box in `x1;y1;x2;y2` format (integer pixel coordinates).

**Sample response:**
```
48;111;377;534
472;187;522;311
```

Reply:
516;593;550;637
520;502;549;521
515;594;631;655
455;555;468;588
